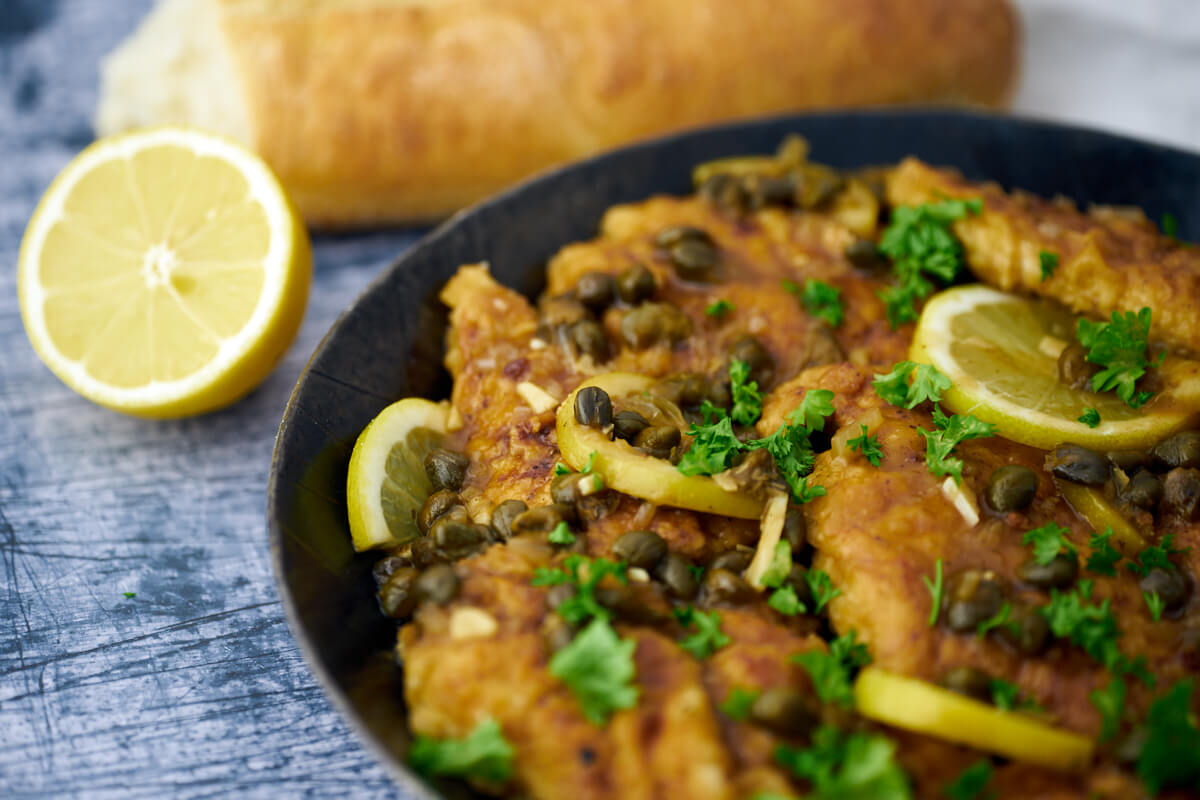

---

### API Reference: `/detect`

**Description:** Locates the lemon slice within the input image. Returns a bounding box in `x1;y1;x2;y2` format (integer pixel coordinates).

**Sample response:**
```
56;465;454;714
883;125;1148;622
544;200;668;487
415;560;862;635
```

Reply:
557;373;762;519
1056;480;1146;553
854;667;1094;771
347;398;450;551
910;285;1197;450
18;127;311;418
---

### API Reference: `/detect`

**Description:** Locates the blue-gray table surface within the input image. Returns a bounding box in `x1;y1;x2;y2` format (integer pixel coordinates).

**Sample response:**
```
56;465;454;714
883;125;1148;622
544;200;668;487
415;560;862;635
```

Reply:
1;2;417;796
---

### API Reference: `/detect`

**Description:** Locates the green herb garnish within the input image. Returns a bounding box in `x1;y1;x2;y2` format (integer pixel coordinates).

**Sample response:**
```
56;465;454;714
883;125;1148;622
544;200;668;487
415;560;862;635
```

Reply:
408;718;515;782
1161;212;1179;239
721;687;760;721
944;760;994;800
548;521;576;545
1137;679;1200;795
1127;534;1188;578
922;558;944;627
1022;522;1077;566
1089;675;1126;743
989;678;1039;712
975;601;1014;639
705;298;734;318
532;555;627;626
550;618;638;724
872;361;952;409
122;592;136;599
769;585;805;616
675;607;731;660
1078;407;1101;428
730;358;763;426
1039;250;1059;281
775;725;911;800
1085;528;1122;577
792;631;871;709
847;424;884;466
1076;307;1163;408
1145;591;1166;622
788;278;845;327
920;407;995;483
806;568;841;614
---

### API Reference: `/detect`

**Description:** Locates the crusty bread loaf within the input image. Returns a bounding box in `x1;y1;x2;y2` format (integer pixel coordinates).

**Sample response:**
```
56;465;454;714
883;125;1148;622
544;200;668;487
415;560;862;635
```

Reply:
96;0;1019;228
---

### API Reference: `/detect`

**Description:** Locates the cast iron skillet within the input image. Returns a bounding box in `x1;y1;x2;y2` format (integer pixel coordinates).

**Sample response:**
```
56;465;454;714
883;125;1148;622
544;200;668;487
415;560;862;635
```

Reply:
267;110;1200;798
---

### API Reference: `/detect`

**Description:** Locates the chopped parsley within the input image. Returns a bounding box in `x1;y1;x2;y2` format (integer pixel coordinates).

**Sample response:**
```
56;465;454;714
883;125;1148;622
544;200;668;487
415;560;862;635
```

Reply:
922;558;944;626
769;585;806;616
1078;407;1101;428
806;569;842;614
989;678;1039;712
761;540;793;589
675;607;731;659
975;601;1014;639
553;462;571;476
872;361;952;409
721;687;760;721
532;555;627;626
789;388;837;432
550;617;639;724
944;760;994;800
1137;679;1200;795
1161;212;1179;239
1040;581;1123;671
705;298;734;318
1022;522;1077;566
1085;528;1123;577
847;424;884;466
1076;307;1163;408
408;718;515;782
687;563;706;583
122;592;137;599
878;197;982;328
548;521;576;545
1127;534;1188;578
920;407;995;483
730;358;764;426
1039;250;1059;282
1090;675;1126;743
792;631;871;709
775;724;911;800
677;415;743;476
1144;591;1166;622
787;278;845;327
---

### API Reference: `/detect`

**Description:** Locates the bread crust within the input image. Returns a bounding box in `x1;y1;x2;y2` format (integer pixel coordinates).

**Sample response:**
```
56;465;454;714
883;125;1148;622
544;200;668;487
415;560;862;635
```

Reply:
216;0;1018;225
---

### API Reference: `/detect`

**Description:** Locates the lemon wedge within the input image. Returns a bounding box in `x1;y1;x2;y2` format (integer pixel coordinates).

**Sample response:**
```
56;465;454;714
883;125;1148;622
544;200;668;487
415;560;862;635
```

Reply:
910;285;1197;450
557;373;762;519
18;127;311;418
854;667;1094;771
347;398;450;551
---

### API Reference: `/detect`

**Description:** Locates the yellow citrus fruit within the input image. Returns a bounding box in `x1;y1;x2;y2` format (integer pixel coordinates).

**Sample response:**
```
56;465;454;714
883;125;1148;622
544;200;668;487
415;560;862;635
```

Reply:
854;667;1094;771
346;398;451;552
18;127;311;418
910;285;1199;450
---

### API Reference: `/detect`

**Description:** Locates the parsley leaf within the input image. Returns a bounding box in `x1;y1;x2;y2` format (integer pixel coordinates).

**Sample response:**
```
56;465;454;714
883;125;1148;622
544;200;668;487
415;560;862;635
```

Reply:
677;415;742;476
550;618;639;724
1145;591;1166;622
533;555;627;626
872;361;951;409
721;687;760;721
806;569;842;614
1086;528;1123;577
730;358;763;426
675;607;731;659
1039;250;1059;282
1127;534;1188;578
789;389;836;433
789;278;845;327
761;540;793;589
122;592;137;599
744;415;822;504
1090;675;1126;743
975;601;1014;639
548;521;576;545
1161;212;1179;239
775;724;911;800
848;424;884;466
1040;584;1122;670
922;558;944;627
988;678;1040;712
792;631;871;709
553;462;571;476
1076;308;1163;408
919;410;995;483
408;718;515;782
1137;679;1200;795
1078;407;1101;428
944;760;994;800
1022;522;1077;566
878;198;981;328
706;298;734;318
769;585;806;616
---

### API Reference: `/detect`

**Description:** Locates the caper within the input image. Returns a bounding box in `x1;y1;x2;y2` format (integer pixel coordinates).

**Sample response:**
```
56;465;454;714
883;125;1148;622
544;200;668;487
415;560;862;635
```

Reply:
408;537;444;569
1046;444;1109;486
417;489;466;534
415;563;459;605
616;264;656;304
654;225;713;249
750;175;797;208
728;336;775;387
785;564;815;609
574;386;613;429
373;554;410;587
378;567;420;618
424;448;469;492
651;373;707;407
783;507;807;553
703;568;757;605
578;490;619;523
431;517;486;561
613;410;650;443
939;665;993;703
797;170;844;209
635;425;681;460
1057;341;1098;391
655;552;699;600
612;530;668;570
1114;727;1147;765
669;239;719;281
1151;431;1200;470
595;585;668;625
551;472;588;506
802;322;845;367
511;503;573;535
1108;450;1153;472
621;303;692;349
996;604;1050;656
845;238;885;270
1162;467;1200;521
538;294;590;329
1017;552;1079;589
944;569;1008;633
575;272;616;310
710;549;753;574
1121;469;1163;510
749;687;818;736
985;465;1039;512
490;499;528;541
1139;567;1192;613
569;320;609;362
699;173;751;214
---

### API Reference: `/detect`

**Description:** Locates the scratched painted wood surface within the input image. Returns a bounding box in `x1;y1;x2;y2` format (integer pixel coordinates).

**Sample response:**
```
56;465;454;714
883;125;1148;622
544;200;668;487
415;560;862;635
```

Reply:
0;2;417;796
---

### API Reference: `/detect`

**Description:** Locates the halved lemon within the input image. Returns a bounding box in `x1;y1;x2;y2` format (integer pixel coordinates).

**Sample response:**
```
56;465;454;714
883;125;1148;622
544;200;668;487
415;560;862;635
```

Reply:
910;285;1198;450
347;398;450;551
18;127;311;418
854;667;1094;771
557;373;762;519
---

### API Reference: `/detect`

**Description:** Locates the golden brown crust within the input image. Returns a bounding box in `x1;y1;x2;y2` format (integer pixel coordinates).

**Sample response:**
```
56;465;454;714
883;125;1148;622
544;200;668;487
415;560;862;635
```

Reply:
217;0;1018;226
